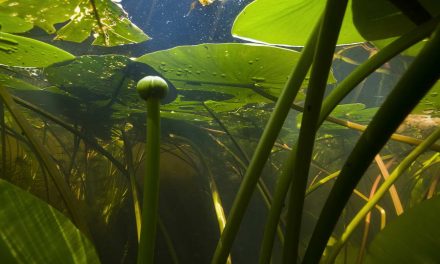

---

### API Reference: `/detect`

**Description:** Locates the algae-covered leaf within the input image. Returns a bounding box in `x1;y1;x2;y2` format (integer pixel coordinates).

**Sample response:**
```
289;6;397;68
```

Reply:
0;0;149;46
365;195;440;264
232;0;364;46
0;179;100;264
0;32;75;67
0;0;81;33
352;0;440;41
56;0;149;46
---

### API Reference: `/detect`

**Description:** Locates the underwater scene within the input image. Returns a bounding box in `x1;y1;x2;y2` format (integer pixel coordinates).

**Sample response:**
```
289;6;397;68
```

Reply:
0;0;439;263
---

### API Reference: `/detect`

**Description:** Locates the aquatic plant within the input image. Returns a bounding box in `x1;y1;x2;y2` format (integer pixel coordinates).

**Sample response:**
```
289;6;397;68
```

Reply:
0;0;439;263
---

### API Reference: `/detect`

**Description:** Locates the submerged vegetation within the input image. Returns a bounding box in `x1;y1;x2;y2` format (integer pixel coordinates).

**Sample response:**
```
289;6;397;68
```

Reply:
0;0;439;263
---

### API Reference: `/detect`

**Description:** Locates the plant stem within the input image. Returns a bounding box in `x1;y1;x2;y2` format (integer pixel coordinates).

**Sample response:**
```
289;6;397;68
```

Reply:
210;13;318;264
137;97;161;264
122;131;142;242
282;0;348;262
302;24;440;264
0;101;6;179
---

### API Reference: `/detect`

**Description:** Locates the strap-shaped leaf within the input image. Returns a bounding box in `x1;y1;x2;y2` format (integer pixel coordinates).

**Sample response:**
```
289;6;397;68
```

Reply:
0;179;100;264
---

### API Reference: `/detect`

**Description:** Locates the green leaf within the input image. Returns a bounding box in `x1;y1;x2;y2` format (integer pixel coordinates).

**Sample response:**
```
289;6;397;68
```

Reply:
232;0;364;46
0;32;74;67
55;0;149;46
366;195;440;264
0;179;100;264
352;0;440;41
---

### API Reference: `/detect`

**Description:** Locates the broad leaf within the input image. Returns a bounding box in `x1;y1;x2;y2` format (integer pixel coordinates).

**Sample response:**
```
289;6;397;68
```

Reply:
0;32;74;67
136;43;335;117
352;0;440;41
366;195;440;264
0;179;100;264
232;0;364;46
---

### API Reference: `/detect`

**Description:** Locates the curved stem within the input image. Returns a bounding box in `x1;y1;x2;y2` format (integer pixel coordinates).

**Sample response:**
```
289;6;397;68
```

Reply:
303;24;440;264
138;98;161;264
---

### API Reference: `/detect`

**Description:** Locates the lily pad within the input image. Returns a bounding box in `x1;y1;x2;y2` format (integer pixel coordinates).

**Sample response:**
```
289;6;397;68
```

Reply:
136;43;334;113
352;0;440;41
0;32;75;67
0;179;100;264
366;195;440;264
232;0;364;46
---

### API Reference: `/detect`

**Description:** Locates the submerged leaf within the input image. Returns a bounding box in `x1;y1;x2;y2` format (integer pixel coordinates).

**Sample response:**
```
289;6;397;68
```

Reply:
0;179;100;264
366;195;440;264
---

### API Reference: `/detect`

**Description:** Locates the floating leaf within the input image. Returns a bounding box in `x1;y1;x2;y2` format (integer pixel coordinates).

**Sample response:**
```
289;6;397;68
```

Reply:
352;0;440;41
232;0;364;46
0;32;74;67
0;179;100;264
366;196;440;264
136;43;335;114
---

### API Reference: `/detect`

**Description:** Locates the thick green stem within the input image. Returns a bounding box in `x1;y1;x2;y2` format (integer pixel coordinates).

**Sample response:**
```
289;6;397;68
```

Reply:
0;102;6;178
327;126;440;263
210;14;318;264
138;98;161;264
303;25;440;264
282;0;348;263
319;16;439;126
257;20;321;264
